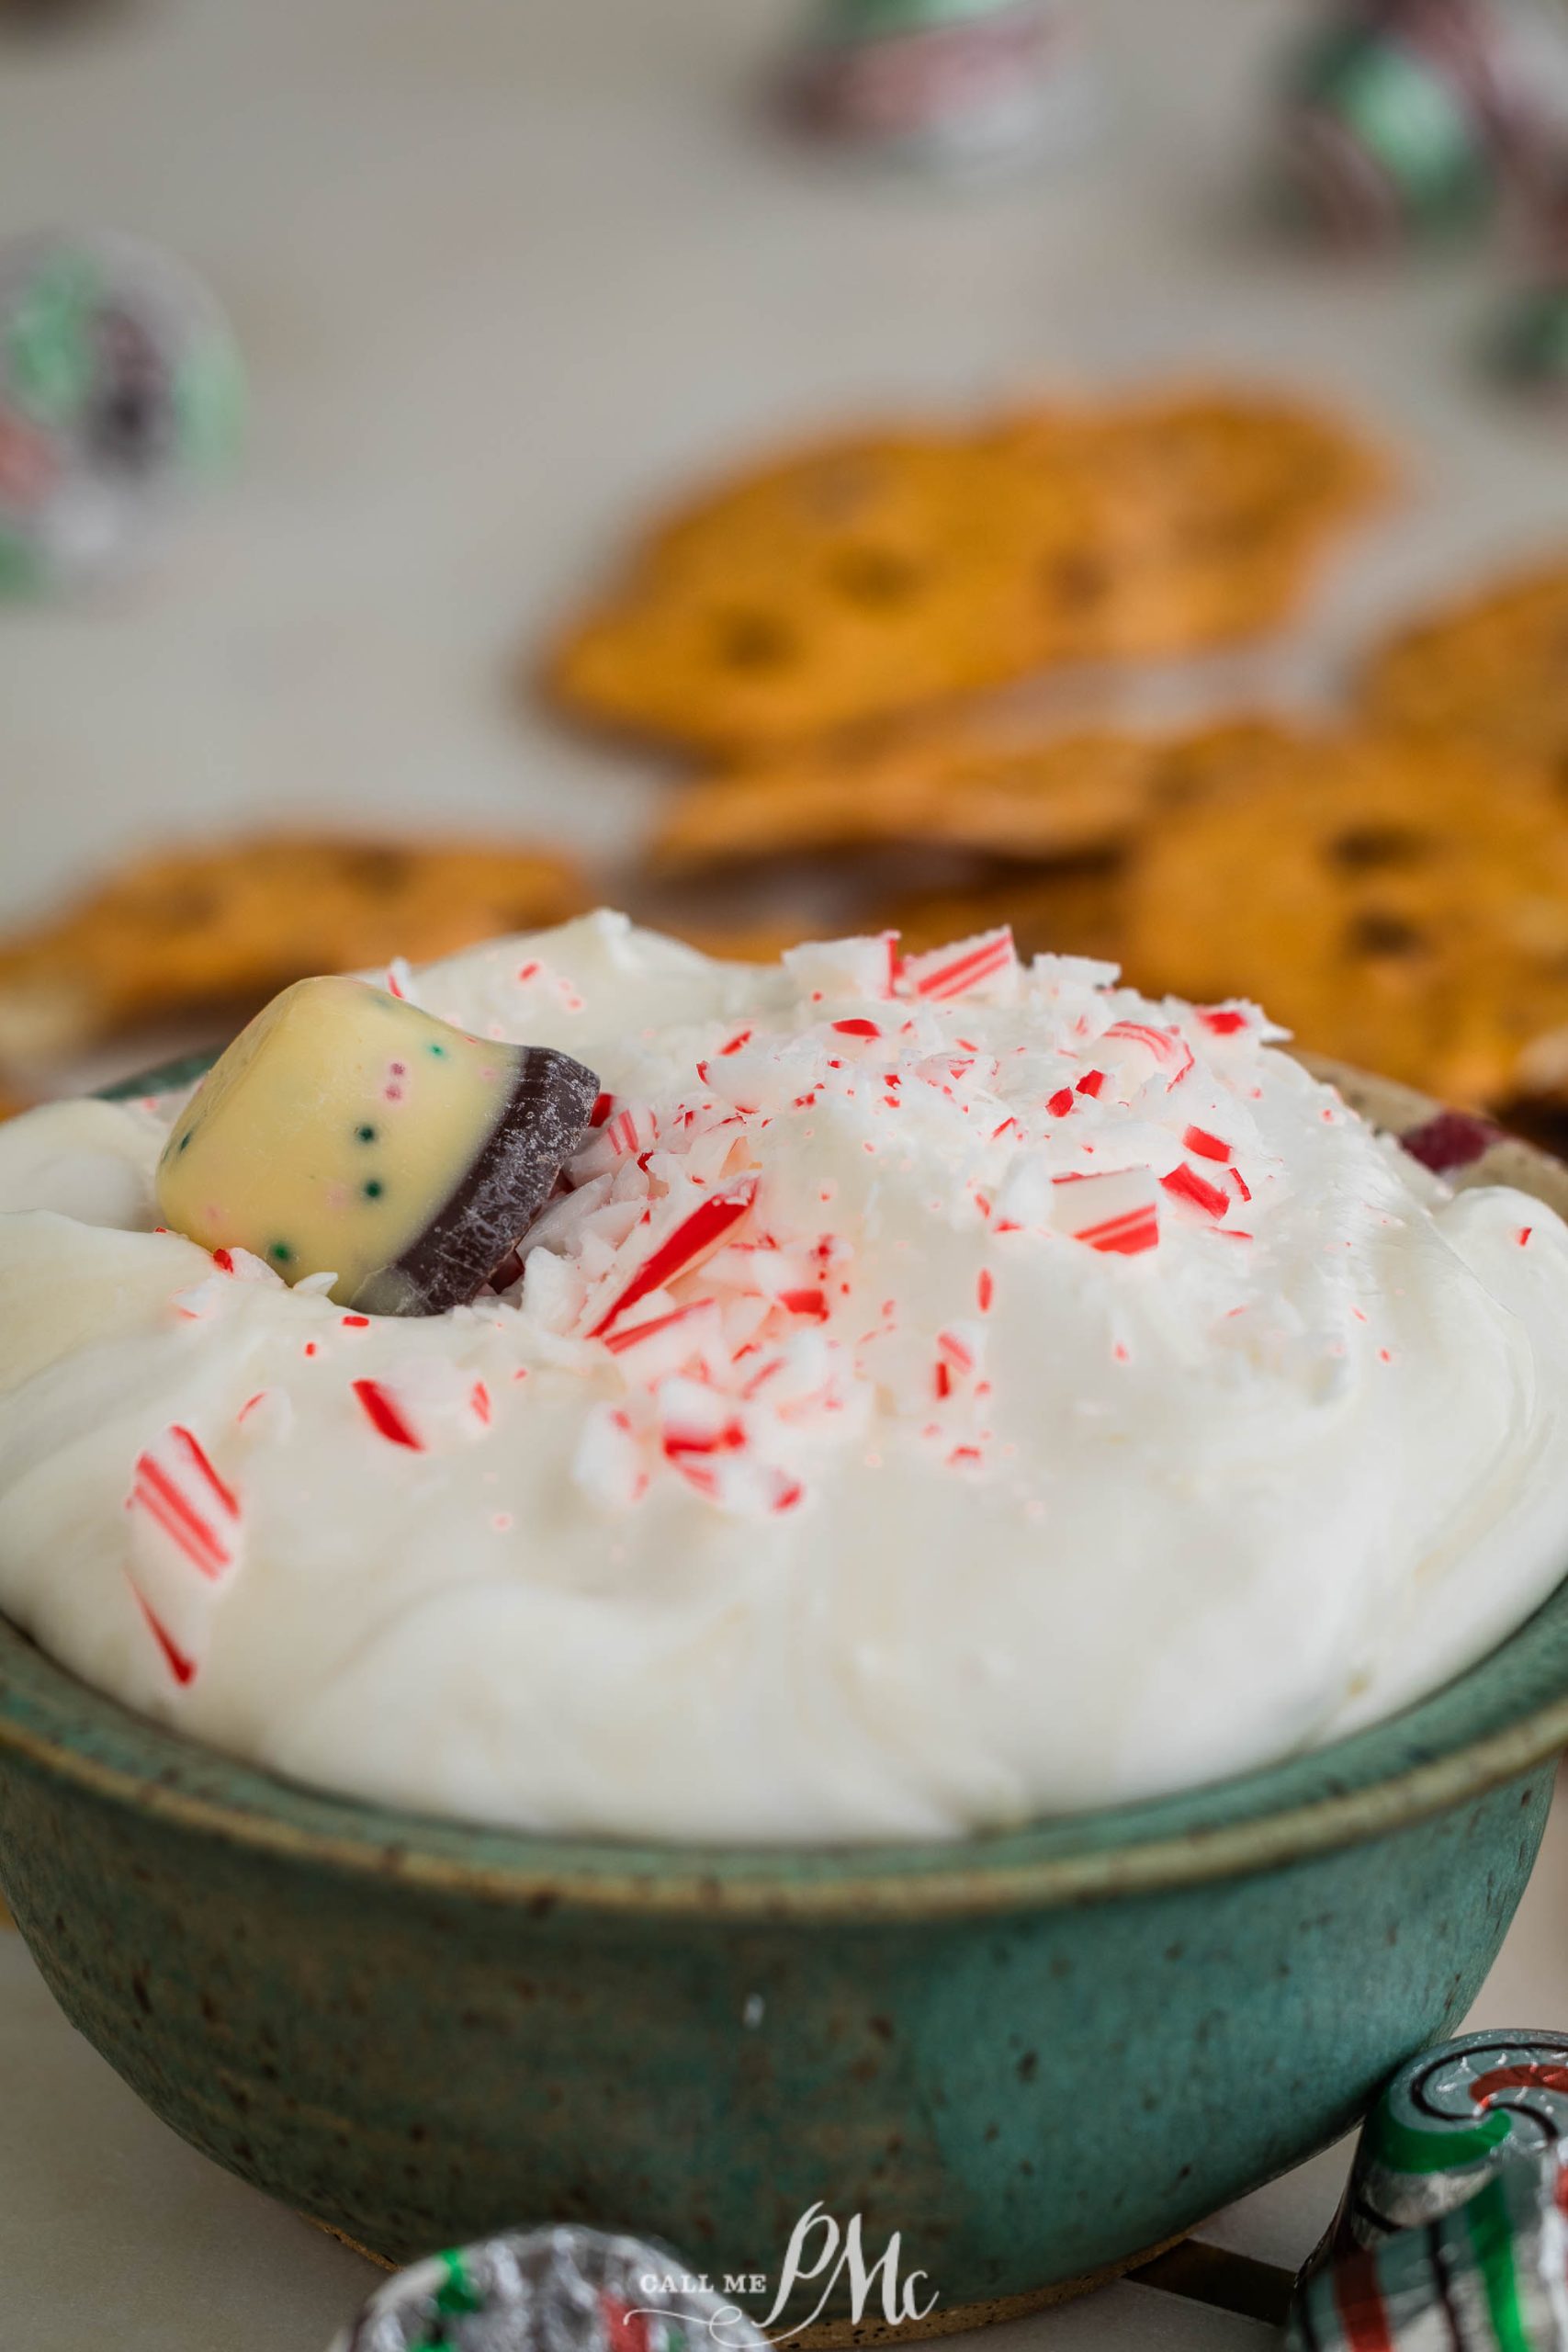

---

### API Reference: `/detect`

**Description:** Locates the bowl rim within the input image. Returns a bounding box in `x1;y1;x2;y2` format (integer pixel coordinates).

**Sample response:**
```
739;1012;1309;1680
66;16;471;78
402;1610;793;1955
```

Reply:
3;1593;1568;1920
0;1048;1565;1923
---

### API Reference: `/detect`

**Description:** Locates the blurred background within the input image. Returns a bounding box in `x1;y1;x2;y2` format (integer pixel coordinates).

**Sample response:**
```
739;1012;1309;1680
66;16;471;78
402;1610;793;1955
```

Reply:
7;0;1568;1129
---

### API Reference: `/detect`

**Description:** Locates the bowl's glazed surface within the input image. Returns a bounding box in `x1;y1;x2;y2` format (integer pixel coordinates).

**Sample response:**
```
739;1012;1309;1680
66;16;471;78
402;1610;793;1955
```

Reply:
0;1056;1565;2330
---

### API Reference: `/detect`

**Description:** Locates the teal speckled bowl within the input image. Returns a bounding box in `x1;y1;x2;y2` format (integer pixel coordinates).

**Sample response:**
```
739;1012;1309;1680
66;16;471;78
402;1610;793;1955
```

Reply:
0;1057;1566;2333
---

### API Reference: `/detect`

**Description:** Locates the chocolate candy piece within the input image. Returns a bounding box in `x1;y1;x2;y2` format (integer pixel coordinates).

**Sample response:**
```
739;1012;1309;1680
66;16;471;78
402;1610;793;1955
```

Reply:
155;976;598;1317
328;2222;771;2352
0;229;242;594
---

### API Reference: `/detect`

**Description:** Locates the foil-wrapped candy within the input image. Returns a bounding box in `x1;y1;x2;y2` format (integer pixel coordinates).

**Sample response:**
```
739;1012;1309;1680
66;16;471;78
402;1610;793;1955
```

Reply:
1272;0;1568;249
1495;281;1568;396
1288;2031;1568;2351
779;0;1096;175
329;2223;773;2352
0;229;241;594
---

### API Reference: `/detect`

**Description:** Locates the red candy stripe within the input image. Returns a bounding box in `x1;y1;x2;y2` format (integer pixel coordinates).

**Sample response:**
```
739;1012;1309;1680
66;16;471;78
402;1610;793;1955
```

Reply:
129;1428;239;1581
604;1103;656;1158
588;1180;757;1340
1054;1170;1161;1257
1079;1208;1159;1255
1160;1163;1231;1219
901;927;1014;1001
1102;1021;1195;1091
604;1299;714;1356
352;1378;425;1451
600;2296;652;2352
127;1582;197;1686
173;1425;240;1519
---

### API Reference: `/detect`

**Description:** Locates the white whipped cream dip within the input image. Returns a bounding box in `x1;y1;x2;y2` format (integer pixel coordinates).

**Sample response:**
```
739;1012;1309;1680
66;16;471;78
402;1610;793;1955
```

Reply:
3;910;1568;1845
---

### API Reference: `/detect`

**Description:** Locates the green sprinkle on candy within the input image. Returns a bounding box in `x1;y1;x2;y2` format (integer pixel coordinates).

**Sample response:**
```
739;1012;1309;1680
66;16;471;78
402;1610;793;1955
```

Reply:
356;1125;377;1142
428;1042;447;1057
269;1242;292;1263
364;1180;383;1200
177;1133;191;1152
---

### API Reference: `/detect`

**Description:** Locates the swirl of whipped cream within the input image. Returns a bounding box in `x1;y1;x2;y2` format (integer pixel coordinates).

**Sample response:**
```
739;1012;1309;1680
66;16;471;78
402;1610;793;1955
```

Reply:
2;910;1567;1844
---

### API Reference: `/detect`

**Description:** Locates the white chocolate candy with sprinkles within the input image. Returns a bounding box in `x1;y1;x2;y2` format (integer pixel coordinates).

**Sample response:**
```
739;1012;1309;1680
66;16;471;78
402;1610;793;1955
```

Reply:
5;910;1568;1843
155;976;598;1316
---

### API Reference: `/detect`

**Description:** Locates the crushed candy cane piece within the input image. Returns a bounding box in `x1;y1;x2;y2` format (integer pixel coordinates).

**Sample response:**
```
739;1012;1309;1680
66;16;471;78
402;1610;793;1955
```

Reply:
128;1425;240;1580
586;1180;757;1339
353;1363;495;1453
1160;1163;1231;1220
353;1377;423;1451
783;933;898;1001
897;927;1017;1004
604;1102;657;1158
1100;1020;1195;1093
125;1425;244;1684
173;925;1327;1527
1052;1169;1161;1257
1182;1125;1231;1163
572;1403;651;1510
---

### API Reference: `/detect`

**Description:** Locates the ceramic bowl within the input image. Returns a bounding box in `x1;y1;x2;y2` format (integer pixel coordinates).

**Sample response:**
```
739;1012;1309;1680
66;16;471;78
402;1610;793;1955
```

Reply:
1;1057;1566;2335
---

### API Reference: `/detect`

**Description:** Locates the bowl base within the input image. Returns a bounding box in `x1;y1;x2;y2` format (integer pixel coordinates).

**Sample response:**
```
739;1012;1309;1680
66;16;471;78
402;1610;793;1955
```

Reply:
300;2214;1188;2344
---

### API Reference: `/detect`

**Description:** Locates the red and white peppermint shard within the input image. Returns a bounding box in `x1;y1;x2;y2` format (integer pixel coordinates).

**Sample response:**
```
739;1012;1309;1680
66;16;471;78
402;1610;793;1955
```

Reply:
1051;1169;1160;1257
586;1179;757;1340
1098;1021;1195;1095
897;927;1017;1004
125;1425;244;1685
933;1325;982;1400
603;1298;725;1382
604;1102;657;1159
353;1363;494;1453
1160;1162;1231;1220
353;1377;424;1450
572;1402;650;1511
784;933;899;1001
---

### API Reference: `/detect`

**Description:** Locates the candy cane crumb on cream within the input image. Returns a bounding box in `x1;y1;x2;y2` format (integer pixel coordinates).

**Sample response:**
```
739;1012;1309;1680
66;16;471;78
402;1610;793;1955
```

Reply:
3;908;1568;1843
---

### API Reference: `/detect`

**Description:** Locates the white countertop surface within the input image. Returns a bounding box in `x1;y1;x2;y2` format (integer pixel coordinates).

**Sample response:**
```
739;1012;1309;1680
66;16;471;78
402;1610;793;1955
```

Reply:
6;0;1568;2343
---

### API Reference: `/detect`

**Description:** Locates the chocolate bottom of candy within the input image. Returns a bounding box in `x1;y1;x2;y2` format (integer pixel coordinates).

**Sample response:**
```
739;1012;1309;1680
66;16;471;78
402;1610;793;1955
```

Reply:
352;1044;599;1317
